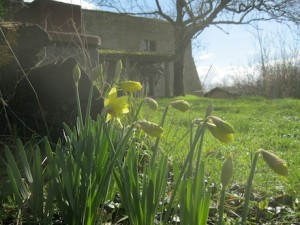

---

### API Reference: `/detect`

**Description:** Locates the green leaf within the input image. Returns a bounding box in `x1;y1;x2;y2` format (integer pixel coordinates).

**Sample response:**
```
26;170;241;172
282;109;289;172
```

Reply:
5;146;29;201
17;139;33;184
58;149;75;210
6;165;22;203
146;180;154;224
31;147;44;219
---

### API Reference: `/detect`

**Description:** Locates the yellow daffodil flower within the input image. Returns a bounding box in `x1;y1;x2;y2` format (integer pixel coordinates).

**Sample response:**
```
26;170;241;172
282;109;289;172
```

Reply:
135;121;163;137
144;97;158;110
170;100;190;112
118;81;142;92
260;149;288;176
104;87;129;125
207;116;234;143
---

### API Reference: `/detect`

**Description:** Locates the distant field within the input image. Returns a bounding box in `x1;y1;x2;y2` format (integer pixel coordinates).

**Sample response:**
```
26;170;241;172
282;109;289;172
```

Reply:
143;95;300;198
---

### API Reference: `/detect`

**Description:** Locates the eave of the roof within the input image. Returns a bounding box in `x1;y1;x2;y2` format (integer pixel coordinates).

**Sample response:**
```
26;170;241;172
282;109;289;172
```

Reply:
98;49;175;63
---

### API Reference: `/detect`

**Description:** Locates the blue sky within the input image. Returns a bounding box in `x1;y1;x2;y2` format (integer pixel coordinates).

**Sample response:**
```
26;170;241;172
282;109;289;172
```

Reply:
25;0;298;90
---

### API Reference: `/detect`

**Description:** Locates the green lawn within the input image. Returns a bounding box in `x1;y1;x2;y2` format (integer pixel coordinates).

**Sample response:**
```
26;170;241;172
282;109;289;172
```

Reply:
0;96;300;224
144;95;300;201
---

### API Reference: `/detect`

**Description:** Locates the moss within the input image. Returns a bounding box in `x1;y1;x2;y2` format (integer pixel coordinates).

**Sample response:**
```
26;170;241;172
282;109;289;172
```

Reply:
98;49;174;62
0;24;19;67
0;45;14;66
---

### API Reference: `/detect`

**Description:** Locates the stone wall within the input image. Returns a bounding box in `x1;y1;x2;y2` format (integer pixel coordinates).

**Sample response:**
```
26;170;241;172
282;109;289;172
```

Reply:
82;10;173;54
14;0;100;67
15;0;82;33
14;1;202;96
82;10;201;96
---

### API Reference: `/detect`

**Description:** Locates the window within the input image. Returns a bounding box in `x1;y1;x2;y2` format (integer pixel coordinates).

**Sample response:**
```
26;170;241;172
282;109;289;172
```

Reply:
143;39;156;51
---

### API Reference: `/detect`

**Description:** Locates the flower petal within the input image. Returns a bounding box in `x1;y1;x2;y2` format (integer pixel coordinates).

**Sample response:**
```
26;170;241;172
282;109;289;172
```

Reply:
108;87;118;101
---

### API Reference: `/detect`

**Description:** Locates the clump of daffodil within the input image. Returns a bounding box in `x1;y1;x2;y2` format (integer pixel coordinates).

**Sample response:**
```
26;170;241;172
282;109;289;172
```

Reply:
73;64;81;86
144;97;158;110
104;87;129;125
118;81;142;92
260;149;288;176
135;121;163;137
169;100;190;112
207;116;234;143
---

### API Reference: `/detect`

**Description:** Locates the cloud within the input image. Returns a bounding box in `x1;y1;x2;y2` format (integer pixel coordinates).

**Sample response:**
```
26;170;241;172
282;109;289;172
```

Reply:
197;65;236;90
197;63;262;91
198;51;215;61
59;0;98;9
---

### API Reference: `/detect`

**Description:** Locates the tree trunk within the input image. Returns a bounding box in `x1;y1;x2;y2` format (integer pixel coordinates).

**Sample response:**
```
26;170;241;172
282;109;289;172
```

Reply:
173;53;185;96
164;62;171;97
173;24;187;96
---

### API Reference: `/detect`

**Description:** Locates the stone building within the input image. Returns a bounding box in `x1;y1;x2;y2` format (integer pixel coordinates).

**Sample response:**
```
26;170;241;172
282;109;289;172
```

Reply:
14;0;201;96
82;9;202;96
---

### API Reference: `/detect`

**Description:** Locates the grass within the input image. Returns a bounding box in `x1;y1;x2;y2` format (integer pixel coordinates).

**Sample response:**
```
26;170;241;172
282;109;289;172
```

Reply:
143;95;300;222
1;94;299;224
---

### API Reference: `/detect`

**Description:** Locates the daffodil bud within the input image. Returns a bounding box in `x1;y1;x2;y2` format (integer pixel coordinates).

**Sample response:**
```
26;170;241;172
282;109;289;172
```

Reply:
115;59;123;77
135;121;163;137
118;81;142;92
73;64;81;85
169;100;190;112
144;97;158;110
221;155;233;188
207;116;234;143
260;149;288;176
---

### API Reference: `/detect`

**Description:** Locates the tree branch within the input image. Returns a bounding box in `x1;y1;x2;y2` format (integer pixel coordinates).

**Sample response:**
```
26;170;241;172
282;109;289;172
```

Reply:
155;0;176;24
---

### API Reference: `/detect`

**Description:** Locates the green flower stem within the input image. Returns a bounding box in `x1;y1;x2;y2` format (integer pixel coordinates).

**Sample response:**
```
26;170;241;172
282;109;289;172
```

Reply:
85;83;94;125
163;145;195;223
75;84;84;131
163;121;207;224
218;186;226;225
151;105;169;165
187;120;207;177
133;98;144;122
195;124;206;176
241;150;261;225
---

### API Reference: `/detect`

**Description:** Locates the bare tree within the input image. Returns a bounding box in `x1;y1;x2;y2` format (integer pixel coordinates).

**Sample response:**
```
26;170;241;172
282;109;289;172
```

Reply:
91;0;300;96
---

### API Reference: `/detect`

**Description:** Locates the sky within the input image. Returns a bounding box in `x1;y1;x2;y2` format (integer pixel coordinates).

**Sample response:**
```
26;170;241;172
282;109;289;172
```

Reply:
25;0;299;90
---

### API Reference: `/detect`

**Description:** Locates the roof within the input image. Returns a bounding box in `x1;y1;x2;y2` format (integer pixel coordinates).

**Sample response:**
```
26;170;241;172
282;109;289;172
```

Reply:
204;86;242;97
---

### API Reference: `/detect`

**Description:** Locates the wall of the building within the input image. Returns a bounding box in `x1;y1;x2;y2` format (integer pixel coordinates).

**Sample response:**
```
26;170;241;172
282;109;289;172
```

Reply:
82;10;201;96
83;10;173;53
